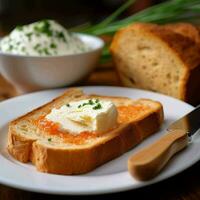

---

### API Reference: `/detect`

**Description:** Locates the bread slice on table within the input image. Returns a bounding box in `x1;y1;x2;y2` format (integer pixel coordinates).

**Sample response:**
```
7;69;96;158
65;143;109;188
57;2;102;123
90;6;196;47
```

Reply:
110;22;200;105
7;88;163;175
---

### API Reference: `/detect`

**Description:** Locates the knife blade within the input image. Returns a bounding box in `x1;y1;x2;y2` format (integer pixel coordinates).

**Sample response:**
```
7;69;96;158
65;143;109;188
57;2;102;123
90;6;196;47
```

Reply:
168;105;200;137
128;105;200;181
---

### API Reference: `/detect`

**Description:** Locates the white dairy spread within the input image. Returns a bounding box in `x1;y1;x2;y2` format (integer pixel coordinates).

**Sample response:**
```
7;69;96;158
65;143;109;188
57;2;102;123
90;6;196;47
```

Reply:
0;20;89;56
45;99;118;135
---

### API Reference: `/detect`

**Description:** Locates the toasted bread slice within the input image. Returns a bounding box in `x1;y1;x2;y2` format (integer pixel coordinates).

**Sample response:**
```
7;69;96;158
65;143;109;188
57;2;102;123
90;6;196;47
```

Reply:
7;88;163;175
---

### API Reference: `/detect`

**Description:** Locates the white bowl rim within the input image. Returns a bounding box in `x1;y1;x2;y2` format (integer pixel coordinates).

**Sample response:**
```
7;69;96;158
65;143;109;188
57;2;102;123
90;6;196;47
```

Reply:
0;33;104;59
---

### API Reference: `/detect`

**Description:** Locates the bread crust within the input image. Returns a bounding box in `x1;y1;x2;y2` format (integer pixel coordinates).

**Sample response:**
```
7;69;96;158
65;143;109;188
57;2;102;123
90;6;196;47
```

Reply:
8;128;35;162
163;23;200;44
7;88;163;175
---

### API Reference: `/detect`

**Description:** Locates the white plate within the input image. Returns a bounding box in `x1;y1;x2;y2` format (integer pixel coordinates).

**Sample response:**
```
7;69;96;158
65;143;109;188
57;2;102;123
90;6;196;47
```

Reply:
0;86;199;195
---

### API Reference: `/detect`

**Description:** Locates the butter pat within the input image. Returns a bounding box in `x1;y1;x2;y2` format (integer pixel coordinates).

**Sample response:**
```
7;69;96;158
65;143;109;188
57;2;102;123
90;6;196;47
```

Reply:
45;99;118;134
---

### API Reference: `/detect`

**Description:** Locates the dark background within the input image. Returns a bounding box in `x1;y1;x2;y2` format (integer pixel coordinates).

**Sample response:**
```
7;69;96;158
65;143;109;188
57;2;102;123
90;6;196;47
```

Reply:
1;1;200;200
0;0;164;35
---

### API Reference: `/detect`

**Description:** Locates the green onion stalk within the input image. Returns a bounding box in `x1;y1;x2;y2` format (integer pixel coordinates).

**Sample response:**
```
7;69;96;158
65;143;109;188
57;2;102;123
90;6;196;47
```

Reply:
79;0;200;63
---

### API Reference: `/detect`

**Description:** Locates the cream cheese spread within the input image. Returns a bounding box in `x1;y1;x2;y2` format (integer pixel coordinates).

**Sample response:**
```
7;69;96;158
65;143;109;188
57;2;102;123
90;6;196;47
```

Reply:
45;99;118;135
0;20;89;56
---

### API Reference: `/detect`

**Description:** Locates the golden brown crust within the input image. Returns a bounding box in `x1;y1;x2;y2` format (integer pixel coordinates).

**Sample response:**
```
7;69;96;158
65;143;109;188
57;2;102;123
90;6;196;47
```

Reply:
163;23;200;44
7;88;164;175
163;23;200;105
7;127;35;162
32;125;138;174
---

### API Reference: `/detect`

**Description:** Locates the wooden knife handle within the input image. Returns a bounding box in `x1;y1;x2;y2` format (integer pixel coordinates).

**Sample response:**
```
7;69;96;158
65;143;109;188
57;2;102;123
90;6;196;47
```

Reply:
128;129;188;181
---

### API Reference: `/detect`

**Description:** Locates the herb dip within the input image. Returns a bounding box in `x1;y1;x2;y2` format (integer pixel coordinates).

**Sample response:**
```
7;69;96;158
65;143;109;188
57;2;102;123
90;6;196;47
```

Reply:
0;20;90;56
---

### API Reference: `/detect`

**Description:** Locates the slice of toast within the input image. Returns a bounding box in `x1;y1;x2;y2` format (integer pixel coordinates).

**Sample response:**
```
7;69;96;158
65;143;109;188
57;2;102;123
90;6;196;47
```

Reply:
7;88;164;175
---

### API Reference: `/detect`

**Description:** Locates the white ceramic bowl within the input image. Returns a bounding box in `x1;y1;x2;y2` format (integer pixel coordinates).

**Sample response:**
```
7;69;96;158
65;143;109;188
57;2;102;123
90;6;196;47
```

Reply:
0;33;104;93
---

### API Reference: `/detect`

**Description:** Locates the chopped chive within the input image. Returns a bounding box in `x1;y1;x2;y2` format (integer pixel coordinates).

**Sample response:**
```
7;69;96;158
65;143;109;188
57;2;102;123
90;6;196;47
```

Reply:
34;43;41;50
50;43;57;49
93;103;102;110
26;33;33;41
66;103;70;107
48;138;52;142
34;20;52;37
88;99;94;105
56;31;66;42
8;45;13;51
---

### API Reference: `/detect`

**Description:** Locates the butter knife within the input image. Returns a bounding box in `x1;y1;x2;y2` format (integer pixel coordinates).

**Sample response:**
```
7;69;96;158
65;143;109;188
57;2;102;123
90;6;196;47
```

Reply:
128;105;200;181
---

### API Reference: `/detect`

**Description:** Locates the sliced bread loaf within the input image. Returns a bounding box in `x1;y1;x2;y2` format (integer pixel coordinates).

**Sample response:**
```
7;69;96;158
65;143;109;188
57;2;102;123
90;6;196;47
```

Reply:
110;23;200;105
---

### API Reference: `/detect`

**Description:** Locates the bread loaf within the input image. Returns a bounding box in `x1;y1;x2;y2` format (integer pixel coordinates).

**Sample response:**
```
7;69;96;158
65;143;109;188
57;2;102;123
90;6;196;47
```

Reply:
110;22;200;105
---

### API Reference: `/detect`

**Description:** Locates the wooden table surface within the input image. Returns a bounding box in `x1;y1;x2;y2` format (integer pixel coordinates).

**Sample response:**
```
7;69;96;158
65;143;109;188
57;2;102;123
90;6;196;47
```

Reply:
0;68;200;200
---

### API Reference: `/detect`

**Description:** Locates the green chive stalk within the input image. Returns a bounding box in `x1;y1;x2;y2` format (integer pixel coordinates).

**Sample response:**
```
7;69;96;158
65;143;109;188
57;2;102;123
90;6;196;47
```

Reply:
80;0;200;62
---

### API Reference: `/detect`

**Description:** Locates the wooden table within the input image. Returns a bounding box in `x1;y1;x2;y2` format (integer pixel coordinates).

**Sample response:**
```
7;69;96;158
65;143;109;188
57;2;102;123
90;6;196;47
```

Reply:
0;68;200;200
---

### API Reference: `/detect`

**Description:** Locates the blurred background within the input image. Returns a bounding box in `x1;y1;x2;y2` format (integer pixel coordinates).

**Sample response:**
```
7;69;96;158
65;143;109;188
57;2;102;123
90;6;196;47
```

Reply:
0;0;164;36
0;0;192;100
0;0;167;99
